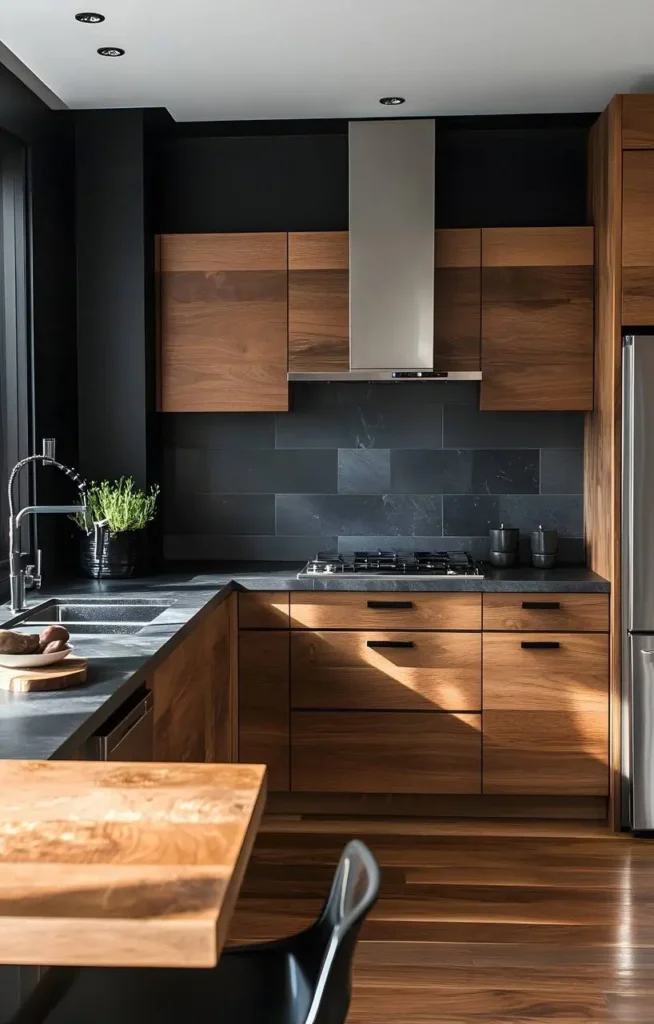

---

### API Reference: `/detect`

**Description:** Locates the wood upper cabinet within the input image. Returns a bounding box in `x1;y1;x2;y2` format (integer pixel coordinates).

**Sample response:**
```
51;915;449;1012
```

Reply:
434;229;481;371
622;151;654;324
288;232;349;373
622;95;654;149
483;632;609;795
158;232;289;412
480;227;594;411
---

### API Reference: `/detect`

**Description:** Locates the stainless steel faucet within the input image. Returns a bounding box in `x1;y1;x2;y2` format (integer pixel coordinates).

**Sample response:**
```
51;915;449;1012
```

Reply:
8;439;87;613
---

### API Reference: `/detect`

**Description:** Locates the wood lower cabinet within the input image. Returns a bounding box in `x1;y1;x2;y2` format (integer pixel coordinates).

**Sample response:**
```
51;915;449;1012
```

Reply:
239;591;290;630
288;232;349;373
291;711;482;793
483;632;609;795
152;598;234;763
291;630;481;711
289;592;481;631
239;630;289;791
480;227;594;411
483;593;609;633
434;229;481;371
158;232;288;412
622;151;654;324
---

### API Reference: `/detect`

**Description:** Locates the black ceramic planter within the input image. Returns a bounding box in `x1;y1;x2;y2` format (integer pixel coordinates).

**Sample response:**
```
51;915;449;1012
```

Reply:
80;529;146;580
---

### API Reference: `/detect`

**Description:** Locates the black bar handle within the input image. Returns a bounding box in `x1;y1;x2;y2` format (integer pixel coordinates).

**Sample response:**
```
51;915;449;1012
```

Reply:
367;600;414;610
367;640;415;649
521;601;561;610
521;641;561;649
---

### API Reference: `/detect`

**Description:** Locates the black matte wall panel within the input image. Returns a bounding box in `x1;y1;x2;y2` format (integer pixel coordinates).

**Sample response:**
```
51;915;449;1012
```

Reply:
435;126;591;227
152;114;594;234
153;133;348;233
76;110;152;487
0;62;78;578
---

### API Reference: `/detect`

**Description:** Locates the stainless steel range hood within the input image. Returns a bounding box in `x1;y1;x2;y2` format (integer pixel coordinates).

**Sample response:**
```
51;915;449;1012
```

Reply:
288;118;482;383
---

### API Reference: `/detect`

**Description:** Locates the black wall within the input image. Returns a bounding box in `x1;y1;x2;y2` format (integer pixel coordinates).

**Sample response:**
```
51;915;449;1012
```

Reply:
152;113;594;234
0;62;77;578
75;109;157;488
154;131;348;233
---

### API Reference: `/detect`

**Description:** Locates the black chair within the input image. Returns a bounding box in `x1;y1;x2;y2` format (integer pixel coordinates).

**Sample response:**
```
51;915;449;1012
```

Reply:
15;839;380;1024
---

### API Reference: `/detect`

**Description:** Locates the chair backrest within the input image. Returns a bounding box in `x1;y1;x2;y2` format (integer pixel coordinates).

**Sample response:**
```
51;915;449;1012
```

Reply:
299;839;380;1024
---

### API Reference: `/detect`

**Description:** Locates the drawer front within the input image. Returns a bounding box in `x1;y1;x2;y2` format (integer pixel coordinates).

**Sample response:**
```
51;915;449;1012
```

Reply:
239;592;290;629
291;711;481;793
289;592;481;630
483;593;608;632
483;633;609;710
483;632;609;796
292;631;481;711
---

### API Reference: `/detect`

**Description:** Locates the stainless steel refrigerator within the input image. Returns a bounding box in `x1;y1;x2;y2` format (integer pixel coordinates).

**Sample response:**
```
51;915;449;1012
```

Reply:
622;333;654;831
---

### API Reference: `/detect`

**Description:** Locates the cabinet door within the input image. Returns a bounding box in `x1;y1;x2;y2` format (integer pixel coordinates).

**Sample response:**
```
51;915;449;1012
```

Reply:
483;633;609;795
623;151;654;324
291;711;481;793
152;629;208;763
288;232;349;373
434;229;481;371
158;232;288;412
480;227;594;411
239;630;289;791
152;600;235;764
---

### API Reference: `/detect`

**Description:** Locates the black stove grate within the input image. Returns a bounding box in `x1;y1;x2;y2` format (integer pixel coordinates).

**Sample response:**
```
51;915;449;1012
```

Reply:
301;550;483;577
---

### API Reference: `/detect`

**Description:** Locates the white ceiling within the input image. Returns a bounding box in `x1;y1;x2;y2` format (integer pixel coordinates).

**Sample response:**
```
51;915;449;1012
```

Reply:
1;0;654;122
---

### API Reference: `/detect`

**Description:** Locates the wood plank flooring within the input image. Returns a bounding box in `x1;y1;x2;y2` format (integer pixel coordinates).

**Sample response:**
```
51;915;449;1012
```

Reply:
228;818;654;1023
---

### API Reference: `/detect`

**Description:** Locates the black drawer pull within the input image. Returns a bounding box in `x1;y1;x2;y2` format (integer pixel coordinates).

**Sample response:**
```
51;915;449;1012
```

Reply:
521;641;561;649
367;600;414;610
521;601;561;610
367;640;415;649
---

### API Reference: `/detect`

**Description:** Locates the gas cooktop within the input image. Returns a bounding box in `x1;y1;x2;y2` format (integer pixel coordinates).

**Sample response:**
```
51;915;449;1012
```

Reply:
298;551;484;578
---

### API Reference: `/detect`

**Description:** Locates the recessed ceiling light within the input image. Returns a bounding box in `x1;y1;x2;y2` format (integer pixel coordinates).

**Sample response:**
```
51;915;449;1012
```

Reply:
97;46;125;56
75;12;105;23
379;96;405;106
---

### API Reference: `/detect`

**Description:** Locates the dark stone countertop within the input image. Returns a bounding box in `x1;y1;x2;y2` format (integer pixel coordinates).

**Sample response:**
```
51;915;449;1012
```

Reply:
0;579;232;762
0;562;609;762
190;562;610;593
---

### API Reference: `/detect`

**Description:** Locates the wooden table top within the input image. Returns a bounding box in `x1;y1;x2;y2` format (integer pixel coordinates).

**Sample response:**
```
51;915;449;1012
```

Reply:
0;760;267;969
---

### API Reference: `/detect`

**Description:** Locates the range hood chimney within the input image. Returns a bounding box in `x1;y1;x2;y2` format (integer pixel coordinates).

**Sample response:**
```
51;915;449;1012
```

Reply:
289;118;481;382
349;118;435;378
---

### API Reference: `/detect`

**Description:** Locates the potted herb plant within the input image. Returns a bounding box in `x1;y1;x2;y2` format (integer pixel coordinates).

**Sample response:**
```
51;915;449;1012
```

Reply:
73;477;160;579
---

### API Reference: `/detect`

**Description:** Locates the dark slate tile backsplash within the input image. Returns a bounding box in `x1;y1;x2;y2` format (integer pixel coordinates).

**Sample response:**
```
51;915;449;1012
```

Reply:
163;382;585;563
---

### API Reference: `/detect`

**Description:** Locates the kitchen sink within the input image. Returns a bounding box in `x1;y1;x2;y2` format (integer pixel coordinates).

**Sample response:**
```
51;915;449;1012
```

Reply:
11;599;170;635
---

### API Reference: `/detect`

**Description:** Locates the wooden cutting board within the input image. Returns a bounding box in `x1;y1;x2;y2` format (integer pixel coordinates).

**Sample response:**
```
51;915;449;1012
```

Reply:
0;656;88;692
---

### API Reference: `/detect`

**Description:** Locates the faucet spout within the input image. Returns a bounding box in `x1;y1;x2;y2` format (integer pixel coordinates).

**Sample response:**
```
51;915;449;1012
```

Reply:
8;450;87;614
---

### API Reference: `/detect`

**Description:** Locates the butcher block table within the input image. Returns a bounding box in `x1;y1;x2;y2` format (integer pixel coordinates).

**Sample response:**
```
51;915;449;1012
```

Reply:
0;760;266;969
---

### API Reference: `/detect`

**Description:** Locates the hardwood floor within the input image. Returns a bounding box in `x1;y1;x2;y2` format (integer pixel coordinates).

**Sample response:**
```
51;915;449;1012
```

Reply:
228;818;654;1023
